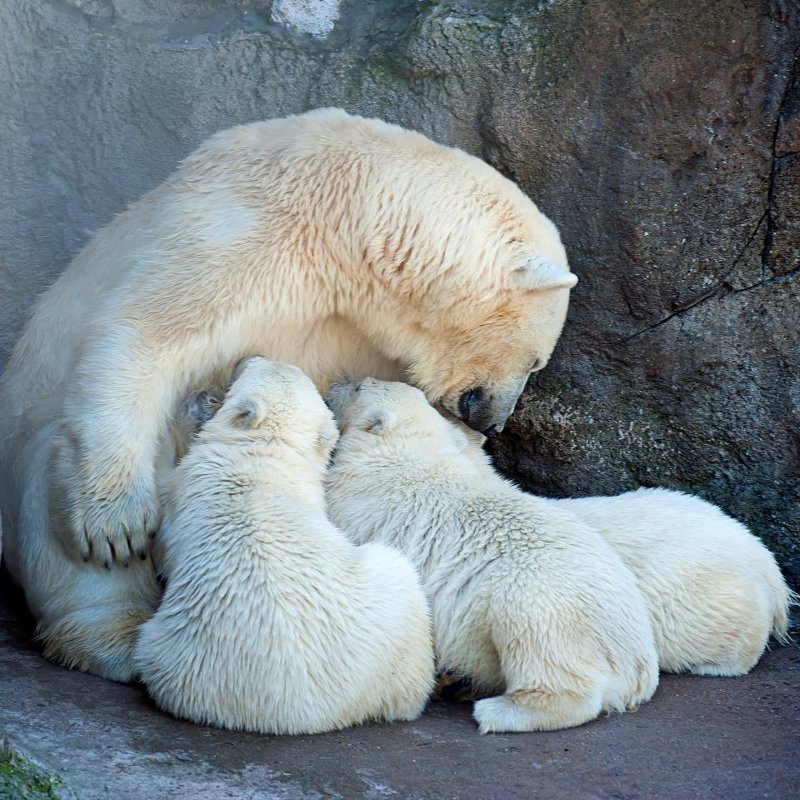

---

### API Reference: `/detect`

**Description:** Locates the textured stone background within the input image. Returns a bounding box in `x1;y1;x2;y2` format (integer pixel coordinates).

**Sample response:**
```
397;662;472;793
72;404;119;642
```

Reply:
1;0;798;583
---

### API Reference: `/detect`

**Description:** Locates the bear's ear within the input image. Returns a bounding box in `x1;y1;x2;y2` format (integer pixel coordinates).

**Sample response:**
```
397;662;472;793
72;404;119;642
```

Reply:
362;410;395;436
511;256;578;292
231;398;267;429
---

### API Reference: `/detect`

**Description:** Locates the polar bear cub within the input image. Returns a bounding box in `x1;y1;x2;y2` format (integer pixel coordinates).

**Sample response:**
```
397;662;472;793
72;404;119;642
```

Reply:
450;426;795;679
553;488;794;676
134;358;434;734
325;378;659;733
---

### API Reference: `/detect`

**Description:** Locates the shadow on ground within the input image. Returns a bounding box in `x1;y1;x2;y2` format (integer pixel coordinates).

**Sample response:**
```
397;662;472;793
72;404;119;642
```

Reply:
0;578;798;800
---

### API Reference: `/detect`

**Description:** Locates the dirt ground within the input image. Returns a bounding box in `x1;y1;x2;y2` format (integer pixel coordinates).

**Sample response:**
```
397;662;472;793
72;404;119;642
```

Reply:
0;581;798;800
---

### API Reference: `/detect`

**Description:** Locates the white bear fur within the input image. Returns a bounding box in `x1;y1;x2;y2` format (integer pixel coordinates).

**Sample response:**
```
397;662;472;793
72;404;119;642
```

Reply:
450;427;795;678
134;358;434;734
553;488;794;676
325;378;659;733
0;108;576;680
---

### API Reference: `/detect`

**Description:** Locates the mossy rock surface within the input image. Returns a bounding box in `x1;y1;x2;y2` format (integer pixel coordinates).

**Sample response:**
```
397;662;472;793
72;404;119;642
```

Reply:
0;749;67;800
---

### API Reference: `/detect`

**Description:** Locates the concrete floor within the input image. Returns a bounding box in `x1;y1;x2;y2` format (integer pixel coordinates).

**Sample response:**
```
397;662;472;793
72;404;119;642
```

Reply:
1;581;798;800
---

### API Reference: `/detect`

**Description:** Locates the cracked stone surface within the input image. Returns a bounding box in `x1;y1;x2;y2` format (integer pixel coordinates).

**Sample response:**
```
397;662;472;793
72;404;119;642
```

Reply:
271;0;341;38
1;584;799;800
0;0;798;572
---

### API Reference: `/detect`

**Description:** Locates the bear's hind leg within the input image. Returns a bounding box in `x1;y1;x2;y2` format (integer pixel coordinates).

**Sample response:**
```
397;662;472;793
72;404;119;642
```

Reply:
36;601;153;683
11;417;161;682
348;543;435;725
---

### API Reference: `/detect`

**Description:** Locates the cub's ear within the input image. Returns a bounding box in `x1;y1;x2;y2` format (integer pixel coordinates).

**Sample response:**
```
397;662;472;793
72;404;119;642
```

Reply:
317;418;340;456
231;398;267;429
511;256;577;292
362;410;396;436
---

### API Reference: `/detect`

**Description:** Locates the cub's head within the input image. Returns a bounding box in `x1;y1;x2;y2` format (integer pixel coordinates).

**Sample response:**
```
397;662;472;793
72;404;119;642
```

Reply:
189;356;338;461
358;141;576;437
325;377;472;462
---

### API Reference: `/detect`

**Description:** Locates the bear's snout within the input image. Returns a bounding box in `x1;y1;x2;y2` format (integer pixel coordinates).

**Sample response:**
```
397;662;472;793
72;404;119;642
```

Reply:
458;388;484;425
456;386;507;436
453;373;531;435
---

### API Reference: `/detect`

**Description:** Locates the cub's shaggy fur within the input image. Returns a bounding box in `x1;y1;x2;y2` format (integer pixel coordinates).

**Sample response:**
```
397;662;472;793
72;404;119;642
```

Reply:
325;378;659;733
554;488;794;676
455;428;794;677
135;359;434;734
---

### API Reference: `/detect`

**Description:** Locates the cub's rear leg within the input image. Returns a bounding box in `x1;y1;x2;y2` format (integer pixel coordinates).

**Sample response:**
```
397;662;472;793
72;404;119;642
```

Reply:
473;686;606;734
473;573;659;733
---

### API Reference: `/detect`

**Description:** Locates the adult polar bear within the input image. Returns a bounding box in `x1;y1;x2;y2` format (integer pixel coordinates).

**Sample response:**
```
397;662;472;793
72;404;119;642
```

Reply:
0;108;577;682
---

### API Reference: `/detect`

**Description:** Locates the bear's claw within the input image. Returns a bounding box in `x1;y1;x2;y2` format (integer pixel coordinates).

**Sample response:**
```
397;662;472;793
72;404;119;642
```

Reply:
65;479;161;568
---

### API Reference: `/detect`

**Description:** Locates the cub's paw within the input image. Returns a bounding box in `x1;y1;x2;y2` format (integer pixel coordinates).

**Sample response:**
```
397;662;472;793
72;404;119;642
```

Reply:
473;695;518;734
472;695;545;734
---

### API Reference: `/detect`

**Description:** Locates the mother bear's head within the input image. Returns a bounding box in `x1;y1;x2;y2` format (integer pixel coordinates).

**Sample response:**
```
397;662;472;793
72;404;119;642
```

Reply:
196;108;577;436
338;111;578;435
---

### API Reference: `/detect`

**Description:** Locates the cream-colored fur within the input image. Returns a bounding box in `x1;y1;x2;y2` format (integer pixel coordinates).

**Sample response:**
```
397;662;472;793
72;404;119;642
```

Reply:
325;379;659;733
553;488;794;676
134;358;434;734
455;429;795;676
0;108;577;680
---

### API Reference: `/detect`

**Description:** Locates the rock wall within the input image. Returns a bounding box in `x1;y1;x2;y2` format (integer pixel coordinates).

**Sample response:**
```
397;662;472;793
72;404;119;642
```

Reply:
1;0;798;582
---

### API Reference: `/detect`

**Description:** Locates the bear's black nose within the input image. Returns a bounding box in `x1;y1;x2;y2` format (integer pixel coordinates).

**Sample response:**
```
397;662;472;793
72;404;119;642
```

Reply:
458;387;484;423
457;387;511;434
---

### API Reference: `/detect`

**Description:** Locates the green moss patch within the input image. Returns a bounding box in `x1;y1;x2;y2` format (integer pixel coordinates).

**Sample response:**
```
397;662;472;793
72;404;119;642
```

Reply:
0;748;66;800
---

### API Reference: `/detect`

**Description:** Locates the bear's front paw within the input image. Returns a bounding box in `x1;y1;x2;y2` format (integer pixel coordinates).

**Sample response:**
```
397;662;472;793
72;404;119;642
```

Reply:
52;425;163;567
62;473;162;569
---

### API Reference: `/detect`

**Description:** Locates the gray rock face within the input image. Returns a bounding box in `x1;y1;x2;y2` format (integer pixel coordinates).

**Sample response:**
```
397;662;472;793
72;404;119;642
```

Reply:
1;1;797;582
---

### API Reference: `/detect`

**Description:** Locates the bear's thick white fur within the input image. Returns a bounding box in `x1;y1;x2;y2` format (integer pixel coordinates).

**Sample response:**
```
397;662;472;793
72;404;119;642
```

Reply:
553;488;794;676
0;108;577;680
452;428;794;678
134;358;434;734
325;378;659;733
